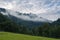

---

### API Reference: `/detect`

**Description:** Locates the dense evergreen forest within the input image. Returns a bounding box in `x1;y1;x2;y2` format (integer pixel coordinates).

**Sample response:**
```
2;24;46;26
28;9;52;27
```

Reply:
0;13;60;38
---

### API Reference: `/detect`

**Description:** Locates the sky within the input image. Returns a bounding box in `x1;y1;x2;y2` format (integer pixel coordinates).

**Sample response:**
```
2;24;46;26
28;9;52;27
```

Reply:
0;0;60;21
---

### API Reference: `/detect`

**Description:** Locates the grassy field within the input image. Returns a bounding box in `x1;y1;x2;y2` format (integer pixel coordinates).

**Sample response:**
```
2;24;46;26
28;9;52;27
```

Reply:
0;32;60;40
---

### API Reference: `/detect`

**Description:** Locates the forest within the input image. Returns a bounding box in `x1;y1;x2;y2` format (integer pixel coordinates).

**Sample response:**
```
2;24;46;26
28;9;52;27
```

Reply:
0;13;60;38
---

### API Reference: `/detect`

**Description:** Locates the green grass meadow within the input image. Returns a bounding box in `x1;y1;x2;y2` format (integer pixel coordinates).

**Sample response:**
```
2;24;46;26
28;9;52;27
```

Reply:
0;32;60;40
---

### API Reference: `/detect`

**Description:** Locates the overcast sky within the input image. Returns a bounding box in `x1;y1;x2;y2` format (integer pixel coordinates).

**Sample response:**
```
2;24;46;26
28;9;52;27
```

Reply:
0;0;60;21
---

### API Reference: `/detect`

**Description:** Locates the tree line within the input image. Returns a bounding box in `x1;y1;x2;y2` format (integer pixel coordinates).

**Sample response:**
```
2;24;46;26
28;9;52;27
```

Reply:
0;13;60;38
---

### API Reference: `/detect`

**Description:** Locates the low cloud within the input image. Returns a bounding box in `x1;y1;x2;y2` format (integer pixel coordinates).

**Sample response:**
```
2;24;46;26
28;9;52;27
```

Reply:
0;0;60;21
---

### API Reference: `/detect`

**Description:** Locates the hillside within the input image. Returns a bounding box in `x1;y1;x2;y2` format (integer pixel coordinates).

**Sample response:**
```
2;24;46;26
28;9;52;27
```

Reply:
0;32;60;40
0;8;60;38
0;8;52;28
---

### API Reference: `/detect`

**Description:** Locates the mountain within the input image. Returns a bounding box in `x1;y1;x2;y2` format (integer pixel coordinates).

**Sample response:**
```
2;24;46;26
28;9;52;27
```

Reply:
0;8;6;13
0;8;52;22
0;8;60;38
0;8;52;28
52;18;60;25
0;12;20;32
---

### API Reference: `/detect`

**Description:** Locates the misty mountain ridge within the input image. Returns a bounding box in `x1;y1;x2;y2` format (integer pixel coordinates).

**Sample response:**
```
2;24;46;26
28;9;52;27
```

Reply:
0;8;52;23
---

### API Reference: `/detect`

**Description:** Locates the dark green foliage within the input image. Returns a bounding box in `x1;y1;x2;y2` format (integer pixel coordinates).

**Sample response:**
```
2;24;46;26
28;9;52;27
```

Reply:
0;13;28;34
0;13;18;32
37;22;60;38
8;14;45;28
0;13;60;38
0;13;7;22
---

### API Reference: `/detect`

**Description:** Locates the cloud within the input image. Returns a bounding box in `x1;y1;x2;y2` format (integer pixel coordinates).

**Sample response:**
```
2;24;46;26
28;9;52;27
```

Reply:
0;0;60;21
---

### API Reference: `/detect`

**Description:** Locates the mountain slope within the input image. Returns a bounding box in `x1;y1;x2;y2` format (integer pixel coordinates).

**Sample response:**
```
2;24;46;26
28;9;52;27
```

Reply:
0;8;52;28
52;18;60;25
0;12;21;32
0;8;60;38
0;8;52;22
